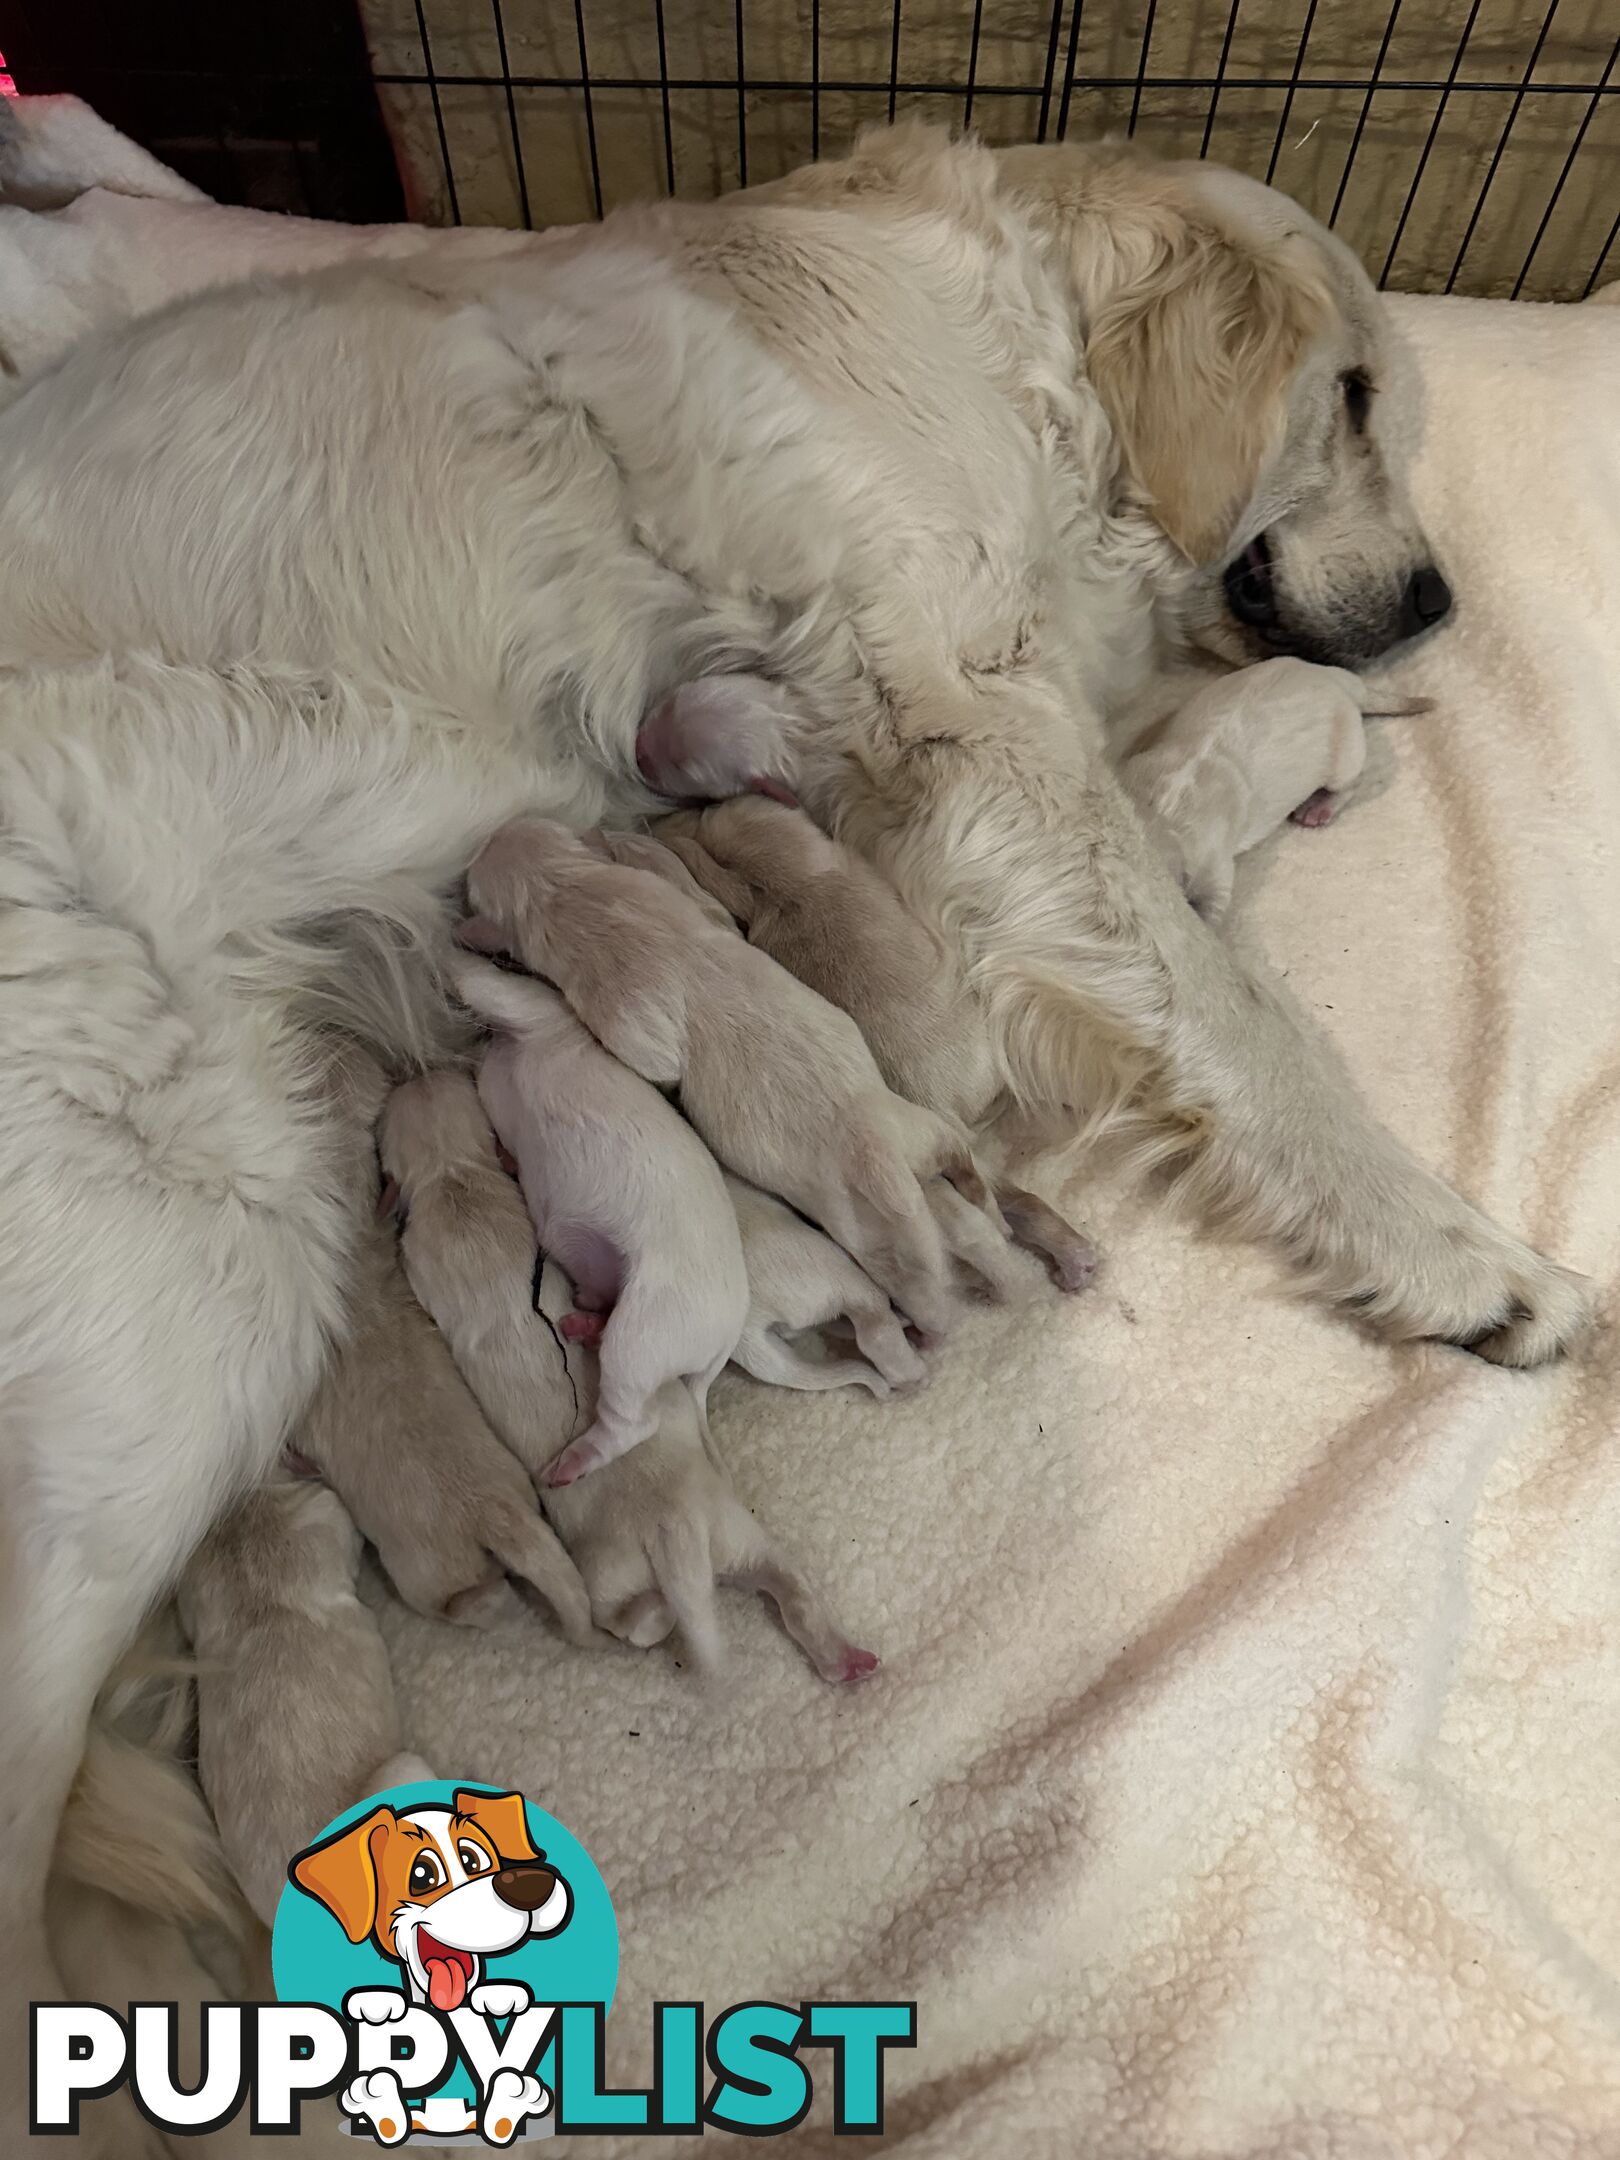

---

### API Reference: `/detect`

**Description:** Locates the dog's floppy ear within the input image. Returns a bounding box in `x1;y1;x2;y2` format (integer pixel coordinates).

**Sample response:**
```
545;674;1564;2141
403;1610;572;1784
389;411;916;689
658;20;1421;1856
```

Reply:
290;1805;394;1942
452;1787;539;1864
1085;218;1334;565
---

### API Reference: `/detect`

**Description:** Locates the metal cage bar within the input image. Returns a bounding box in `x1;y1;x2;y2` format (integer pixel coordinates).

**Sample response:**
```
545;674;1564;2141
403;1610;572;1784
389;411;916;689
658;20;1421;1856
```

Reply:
12;1;1617;302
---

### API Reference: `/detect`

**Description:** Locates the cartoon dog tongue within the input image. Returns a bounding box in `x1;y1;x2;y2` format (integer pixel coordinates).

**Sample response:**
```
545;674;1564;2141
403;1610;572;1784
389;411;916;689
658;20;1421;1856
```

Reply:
426;1955;468;2011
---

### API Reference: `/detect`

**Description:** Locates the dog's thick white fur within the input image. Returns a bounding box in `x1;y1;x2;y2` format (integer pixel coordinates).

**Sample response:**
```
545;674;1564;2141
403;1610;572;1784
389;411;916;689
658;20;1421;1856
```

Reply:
0;125;1591;2117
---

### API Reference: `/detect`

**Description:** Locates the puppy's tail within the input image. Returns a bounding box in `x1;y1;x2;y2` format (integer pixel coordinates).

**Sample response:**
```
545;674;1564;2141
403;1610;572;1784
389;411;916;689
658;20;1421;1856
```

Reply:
490;1507;600;1647
650;1517;724;1676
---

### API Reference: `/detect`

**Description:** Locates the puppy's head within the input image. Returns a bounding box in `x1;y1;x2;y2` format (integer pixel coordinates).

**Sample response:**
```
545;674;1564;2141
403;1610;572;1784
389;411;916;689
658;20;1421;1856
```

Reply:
291;1787;571;2011
1001;142;1450;670
465;816;586;935
380;1070;500;1201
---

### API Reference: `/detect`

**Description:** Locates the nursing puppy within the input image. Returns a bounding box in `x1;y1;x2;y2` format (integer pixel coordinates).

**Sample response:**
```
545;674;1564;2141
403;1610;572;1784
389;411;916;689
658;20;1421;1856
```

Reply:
1122;657;1431;918
295;1202;596;1638
580;824;741;935
532;1260;879;1684
725;1172;926;1398
658;782;1001;1129
380;1069;580;1490
177;1479;433;1927
462;818;1020;1338
454;957;750;1488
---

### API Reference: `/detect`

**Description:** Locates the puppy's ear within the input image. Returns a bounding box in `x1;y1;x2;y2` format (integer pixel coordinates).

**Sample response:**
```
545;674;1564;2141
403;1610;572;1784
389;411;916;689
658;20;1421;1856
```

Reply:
452;1788;539;1864
290;1805;394;1942
1085;219;1334;564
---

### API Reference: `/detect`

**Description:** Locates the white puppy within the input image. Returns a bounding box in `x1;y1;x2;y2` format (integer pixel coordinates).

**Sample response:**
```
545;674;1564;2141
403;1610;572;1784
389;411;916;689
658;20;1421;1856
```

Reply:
461;818;1021;1340
454;957;750;1489
177;1479;433;1927
1123;657;1430;918
725;1173;925;1398
380;1068;579;1489
294;1203;597;1639
531;1261;879;1684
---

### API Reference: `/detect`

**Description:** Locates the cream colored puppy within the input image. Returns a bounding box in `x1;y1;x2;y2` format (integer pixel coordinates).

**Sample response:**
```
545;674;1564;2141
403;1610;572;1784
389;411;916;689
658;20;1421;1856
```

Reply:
381;1068;579;1489
1123;657;1430;918
659;785;1000;1128
461;818;1021;1339
293;1205;596;1639
454;956;750;1489
532;1261;879;1685
725;1172;926;1398
177;1479;433;1927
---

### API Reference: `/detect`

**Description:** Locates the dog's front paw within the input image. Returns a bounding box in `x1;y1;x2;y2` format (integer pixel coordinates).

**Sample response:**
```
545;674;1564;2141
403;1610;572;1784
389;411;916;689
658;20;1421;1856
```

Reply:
1445;1252;1594;1369
343;1987;409;2026
470;1979;532;2020
482;2069;550;2145
341;2070;411;2145
1342;1199;1593;1369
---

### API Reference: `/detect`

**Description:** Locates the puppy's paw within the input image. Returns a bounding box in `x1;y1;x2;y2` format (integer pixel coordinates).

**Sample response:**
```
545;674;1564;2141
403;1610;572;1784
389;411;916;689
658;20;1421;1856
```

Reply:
341;2070;411;2145
470;1980;532;2020
1289;786;1340;828
482;2069;550;2144
343;1988;409;2026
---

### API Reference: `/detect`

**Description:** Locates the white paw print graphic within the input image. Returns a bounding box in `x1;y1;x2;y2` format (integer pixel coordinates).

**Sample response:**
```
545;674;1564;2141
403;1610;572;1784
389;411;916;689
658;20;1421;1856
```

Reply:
481;2068;550;2145
469;1979;532;2020
340;2068;411;2146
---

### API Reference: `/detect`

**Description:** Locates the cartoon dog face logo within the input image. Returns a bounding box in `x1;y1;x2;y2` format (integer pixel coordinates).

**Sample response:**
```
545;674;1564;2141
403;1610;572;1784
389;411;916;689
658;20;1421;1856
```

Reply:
291;1787;572;2011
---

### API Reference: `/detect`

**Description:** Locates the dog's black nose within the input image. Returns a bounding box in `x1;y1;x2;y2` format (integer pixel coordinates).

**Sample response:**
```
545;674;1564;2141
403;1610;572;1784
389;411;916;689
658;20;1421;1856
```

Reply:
1400;565;1452;638
493;1863;558;1912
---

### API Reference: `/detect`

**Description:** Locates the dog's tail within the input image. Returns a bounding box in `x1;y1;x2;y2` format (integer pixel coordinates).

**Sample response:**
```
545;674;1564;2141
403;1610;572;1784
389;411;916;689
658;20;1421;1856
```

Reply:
55;1636;247;1938
650;1516;725;1675
489;1506;600;1647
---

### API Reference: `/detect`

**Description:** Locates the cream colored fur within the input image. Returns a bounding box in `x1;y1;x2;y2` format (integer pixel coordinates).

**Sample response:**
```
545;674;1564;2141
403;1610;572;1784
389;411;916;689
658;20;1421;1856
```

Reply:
0;126;1591;2142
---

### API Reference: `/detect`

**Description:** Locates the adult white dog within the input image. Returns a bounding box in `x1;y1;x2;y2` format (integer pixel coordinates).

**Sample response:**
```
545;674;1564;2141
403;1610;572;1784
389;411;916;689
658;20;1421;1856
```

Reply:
0;124;1588;2135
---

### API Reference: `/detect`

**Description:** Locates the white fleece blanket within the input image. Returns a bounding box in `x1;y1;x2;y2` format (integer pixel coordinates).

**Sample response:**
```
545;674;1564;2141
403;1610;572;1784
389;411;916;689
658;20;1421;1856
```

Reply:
9;100;1620;2159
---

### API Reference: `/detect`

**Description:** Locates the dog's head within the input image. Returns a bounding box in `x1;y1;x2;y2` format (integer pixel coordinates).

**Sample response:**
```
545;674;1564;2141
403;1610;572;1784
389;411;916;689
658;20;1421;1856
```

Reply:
1001;142;1450;670
291;1787;572;2011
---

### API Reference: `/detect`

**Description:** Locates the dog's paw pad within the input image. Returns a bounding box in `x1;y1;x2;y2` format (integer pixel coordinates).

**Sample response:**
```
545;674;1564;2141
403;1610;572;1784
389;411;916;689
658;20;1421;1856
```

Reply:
470;1981;532;2020
1289;786;1339;828
342;2071;410;2145
833;1647;881;1686
343;1988;409;2026
482;2069;550;2144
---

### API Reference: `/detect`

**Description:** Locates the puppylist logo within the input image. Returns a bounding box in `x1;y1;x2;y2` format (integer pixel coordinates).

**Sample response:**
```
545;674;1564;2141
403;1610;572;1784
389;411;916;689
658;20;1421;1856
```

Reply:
31;1777;916;2142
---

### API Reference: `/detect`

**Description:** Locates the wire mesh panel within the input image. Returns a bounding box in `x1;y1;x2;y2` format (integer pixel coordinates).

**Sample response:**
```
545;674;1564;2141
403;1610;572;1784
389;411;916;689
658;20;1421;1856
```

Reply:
357;0;1618;298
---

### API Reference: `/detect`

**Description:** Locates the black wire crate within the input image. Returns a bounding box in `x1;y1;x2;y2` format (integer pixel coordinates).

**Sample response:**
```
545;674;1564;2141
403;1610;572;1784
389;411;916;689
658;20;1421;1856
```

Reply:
5;1;1617;297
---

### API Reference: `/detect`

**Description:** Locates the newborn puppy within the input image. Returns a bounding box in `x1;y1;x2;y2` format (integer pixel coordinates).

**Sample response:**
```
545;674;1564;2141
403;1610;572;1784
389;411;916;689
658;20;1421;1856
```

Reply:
726;1172;926;1398
462;819;1011;1339
532;1259;879;1685
177;1479;433;1926
581;825;740;936
453;956;750;1489
294;1203;597;1638
656;793;1001;1129
1123;657;1431;918
380;1068;581;1488
636;672;803;805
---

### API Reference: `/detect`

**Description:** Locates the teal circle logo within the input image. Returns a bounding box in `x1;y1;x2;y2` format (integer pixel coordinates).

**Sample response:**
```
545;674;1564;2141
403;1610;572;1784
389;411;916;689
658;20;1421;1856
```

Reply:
272;1779;616;2145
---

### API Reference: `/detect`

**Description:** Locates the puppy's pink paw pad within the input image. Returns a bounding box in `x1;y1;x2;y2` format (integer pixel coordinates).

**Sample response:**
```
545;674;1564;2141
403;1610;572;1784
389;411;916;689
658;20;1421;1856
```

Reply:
836;1648;881;1686
560;1311;606;1343
1290;787;1339;828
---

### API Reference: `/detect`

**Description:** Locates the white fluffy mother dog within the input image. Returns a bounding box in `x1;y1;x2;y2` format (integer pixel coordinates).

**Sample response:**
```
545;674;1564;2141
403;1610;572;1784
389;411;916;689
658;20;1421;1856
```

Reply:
0;123;1588;2117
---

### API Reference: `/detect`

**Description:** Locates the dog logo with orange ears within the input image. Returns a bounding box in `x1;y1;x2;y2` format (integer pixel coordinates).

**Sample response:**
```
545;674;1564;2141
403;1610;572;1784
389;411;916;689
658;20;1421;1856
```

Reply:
290;1787;573;2143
